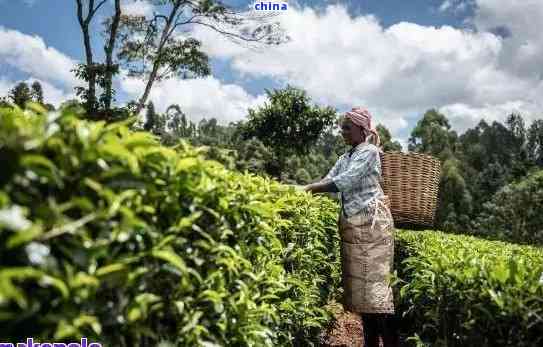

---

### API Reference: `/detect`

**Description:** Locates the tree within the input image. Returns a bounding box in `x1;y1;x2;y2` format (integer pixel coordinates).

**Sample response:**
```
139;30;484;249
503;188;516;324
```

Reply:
476;170;543;245
0;96;11;108
8;82;32;108
166;104;195;138
160;104;198;145
143;101;159;133
459;118;527;212
117;0;289;114
74;0;108;115
30;81;44;104
408;109;457;159
73;0;122;118
505;113;530;179
528;119;543;167
376;124;402;152
438;157;473;232
239;86;336;177
408;109;471;231
101;0;121;112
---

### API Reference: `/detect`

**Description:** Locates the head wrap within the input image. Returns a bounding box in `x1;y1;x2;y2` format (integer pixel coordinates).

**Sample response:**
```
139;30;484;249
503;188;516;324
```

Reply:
344;107;380;146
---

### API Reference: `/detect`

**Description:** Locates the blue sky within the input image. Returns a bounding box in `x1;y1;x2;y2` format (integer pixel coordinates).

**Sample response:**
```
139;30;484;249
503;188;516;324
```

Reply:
1;0;542;148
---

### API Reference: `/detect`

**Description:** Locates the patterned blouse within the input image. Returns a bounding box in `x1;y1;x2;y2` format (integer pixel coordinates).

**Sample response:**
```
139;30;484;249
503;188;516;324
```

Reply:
325;141;385;218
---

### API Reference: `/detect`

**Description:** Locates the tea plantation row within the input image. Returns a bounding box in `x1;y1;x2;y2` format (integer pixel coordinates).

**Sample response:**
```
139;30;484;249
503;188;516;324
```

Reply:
1;105;541;346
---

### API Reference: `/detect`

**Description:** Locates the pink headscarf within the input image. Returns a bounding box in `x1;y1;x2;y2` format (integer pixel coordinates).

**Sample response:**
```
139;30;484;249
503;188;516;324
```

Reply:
344;107;380;146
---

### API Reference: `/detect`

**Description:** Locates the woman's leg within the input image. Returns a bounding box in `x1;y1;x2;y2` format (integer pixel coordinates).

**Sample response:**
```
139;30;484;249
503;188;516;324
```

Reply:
379;313;400;347
362;313;400;347
361;313;380;347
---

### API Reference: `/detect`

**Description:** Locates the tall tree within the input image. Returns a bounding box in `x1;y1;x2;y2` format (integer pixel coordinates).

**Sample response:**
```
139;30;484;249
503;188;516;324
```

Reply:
161;104;197;145
239;86;336;177
30;81;44;104
101;0;122;112
117;0;288;114
8;82;32;109
505;113;529;178
409;109;471;231
143;101;158;132
74;0;122;118
74;0;107;115
528;119;543;167
408;109;457;159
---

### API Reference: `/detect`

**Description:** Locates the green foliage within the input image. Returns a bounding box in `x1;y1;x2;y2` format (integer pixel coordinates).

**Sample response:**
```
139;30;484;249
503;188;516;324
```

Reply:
396;229;543;347
408;109;472;232
376;124;402;152
527;119;543;167
408;109;457;160
72;63;122;118
475;170;543;245
8;82;33;109
0;105;341;346
30;81;44;105
240;86;337;175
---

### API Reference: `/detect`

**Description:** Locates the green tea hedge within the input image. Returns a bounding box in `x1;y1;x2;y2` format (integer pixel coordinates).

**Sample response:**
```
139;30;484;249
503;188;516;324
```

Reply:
0;105;341;346
395;230;543;346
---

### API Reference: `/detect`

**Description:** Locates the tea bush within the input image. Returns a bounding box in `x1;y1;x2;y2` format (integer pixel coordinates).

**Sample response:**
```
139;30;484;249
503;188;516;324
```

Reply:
0;105;341;346
395;229;543;347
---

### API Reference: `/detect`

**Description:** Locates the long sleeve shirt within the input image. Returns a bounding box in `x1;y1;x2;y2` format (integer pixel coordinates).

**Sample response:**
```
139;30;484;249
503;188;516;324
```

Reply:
325;141;385;218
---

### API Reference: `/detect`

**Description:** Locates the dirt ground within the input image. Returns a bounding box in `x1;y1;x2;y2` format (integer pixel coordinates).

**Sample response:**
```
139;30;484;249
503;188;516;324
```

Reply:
319;307;365;347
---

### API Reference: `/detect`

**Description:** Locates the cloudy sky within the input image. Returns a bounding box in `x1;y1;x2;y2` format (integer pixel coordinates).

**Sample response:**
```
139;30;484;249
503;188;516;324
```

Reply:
1;0;542;148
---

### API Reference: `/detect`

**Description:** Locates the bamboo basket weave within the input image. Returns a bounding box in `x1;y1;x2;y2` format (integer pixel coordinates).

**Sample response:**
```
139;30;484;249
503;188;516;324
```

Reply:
379;151;441;227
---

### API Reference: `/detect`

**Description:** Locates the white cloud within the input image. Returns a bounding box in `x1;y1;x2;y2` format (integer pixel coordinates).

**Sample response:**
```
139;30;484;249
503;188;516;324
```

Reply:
471;0;543;78
121;0;154;17
0;79;12;98
0;27;78;88
438;0;475;14
120;74;266;124
439;0;453;12
189;3;543;138
440;100;543;134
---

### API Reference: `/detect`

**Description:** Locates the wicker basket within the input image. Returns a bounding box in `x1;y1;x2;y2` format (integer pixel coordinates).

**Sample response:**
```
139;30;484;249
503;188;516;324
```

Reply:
379;151;441;227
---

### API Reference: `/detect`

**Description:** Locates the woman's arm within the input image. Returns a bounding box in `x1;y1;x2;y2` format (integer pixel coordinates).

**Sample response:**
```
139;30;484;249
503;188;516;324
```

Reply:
304;178;339;193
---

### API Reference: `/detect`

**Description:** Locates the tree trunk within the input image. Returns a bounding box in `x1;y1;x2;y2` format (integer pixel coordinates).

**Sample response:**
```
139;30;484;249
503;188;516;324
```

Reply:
135;62;160;115
103;0;122;114
76;0;97;117
83;28;97;116
134;2;182;115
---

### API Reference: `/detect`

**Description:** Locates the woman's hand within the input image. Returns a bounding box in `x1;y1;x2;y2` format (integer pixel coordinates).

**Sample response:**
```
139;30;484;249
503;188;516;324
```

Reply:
303;180;338;194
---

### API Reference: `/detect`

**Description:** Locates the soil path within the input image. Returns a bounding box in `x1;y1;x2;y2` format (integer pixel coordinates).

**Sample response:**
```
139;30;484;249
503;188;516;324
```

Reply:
318;301;392;347
319;307;364;347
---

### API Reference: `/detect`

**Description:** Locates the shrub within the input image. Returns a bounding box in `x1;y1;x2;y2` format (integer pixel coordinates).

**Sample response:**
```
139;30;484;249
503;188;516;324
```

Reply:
395;229;543;347
0;104;341;346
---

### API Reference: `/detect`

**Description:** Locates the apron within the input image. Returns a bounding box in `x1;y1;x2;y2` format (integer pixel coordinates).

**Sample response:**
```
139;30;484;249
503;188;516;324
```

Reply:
339;195;395;314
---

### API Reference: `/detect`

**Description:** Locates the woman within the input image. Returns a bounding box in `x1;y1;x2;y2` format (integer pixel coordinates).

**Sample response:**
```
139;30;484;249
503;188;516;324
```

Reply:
304;108;399;347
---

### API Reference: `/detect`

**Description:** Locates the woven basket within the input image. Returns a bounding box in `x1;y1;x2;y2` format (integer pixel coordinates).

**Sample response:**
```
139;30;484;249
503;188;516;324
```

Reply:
379;151;441;227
